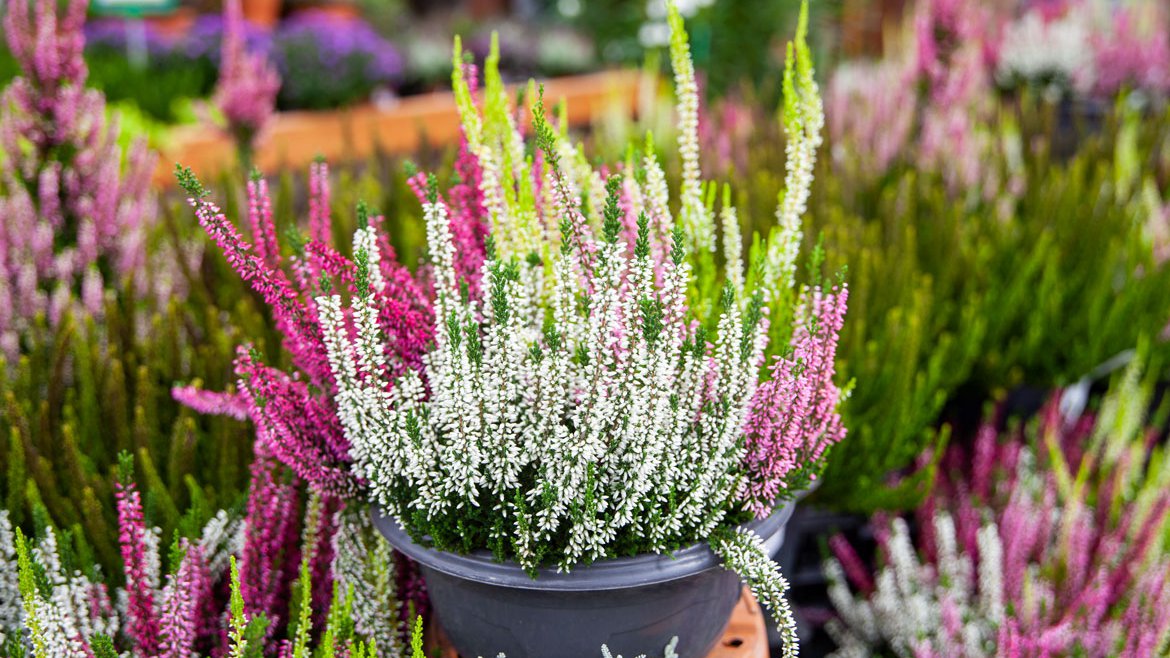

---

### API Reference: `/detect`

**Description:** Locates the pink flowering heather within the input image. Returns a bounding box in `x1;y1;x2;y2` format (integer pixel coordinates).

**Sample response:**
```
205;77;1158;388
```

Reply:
308;159;333;247
1092;4;1170;100
0;0;155;359
826;59;917;178
827;0;999;195
827;377;1170;657
170;385;251;421
696;95;756;178
914;0;996;88
214;0;280;160
158;541;204;658
741;284;848;517
115;470;161;656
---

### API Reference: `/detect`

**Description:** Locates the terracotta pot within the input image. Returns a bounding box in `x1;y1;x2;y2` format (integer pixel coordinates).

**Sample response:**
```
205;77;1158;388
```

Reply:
242;0;282;27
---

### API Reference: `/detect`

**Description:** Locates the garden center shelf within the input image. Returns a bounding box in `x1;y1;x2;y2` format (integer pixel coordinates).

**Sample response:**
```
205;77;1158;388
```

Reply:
430;587;768;658
153;69;644;187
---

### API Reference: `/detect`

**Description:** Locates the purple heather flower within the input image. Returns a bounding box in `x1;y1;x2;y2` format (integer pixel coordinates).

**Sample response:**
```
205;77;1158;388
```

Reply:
272;11;402;109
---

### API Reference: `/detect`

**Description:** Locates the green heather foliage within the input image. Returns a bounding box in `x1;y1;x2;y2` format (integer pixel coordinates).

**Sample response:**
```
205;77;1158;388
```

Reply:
727;101;1170;513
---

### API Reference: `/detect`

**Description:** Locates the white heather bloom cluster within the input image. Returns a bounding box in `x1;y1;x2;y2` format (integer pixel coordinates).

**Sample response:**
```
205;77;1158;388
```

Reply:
712;527;799;658
667;1;713;254
766;6;823;299
825;514;1000;658
996;8;1095;97
325;172;764;570
199;509;246;576
4;520;119;656
0;512;19;644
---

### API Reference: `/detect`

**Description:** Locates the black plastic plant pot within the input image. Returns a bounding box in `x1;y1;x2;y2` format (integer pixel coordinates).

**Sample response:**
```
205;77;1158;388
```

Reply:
371;502;796;658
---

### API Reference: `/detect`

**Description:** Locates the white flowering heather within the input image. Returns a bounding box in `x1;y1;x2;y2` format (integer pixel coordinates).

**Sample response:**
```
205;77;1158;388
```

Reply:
826;515;999;658
10;524;119;657
327;169;762;570
600;637;679;658
667;1;712;254
320;3;837;655
0;512;18;645
996;8;1096;97
712;527;798;658
198;509;246;576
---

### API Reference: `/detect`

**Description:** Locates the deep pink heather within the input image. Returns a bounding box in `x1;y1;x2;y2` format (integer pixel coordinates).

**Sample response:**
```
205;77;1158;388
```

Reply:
179;166;434;502
116;476;162;656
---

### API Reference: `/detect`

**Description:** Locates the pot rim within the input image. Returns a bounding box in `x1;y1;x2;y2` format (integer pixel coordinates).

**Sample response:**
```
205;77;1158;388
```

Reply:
370;499;796;591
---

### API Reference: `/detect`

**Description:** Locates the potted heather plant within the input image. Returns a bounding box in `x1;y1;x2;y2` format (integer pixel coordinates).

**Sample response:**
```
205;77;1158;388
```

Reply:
323;3;842;657
178;2;845;656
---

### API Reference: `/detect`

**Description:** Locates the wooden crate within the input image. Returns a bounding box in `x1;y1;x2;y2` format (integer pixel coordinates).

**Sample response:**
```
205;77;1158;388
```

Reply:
431;586;768;658
153;69;643;187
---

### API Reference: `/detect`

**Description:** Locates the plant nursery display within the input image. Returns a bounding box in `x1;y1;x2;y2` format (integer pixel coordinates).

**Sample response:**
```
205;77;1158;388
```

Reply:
825;360;1170;657
5;0;1170;655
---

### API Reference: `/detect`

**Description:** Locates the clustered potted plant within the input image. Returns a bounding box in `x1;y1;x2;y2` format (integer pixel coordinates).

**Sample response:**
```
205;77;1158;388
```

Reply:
177;2;846;656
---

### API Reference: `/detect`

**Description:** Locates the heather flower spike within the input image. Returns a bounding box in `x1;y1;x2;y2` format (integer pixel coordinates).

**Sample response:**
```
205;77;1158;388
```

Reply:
767;1;823;299
116;454;162;655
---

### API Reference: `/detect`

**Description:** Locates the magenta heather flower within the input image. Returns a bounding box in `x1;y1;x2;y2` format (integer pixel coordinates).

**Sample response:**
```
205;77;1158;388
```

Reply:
234;347;358;497
116;472;162;656
741;285;848;517
171;385;250;421
176;164;434;500
214;0;280;158
0;0;155;359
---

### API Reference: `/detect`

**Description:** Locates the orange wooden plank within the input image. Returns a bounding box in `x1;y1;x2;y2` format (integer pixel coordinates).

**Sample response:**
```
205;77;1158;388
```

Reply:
154;69;643;187
431;586;767;658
